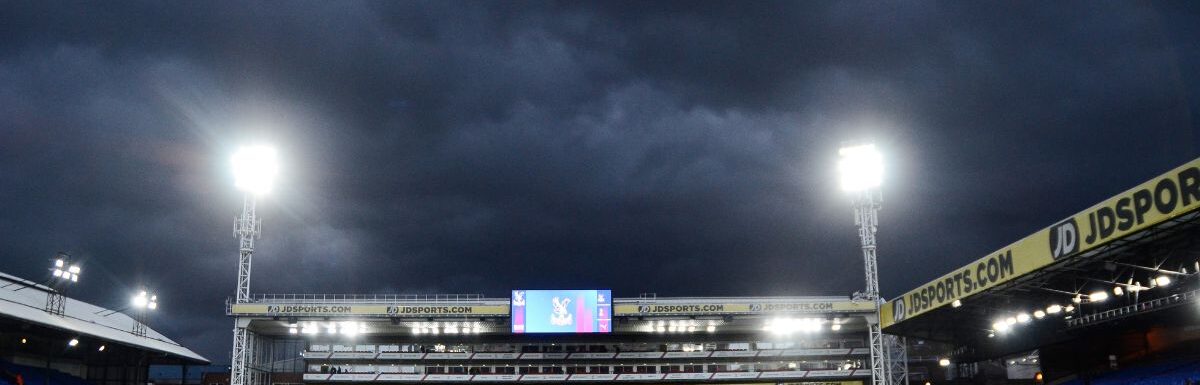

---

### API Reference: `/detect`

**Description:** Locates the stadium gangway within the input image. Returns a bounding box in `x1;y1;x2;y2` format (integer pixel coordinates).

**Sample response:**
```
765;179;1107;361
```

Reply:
1066;288;1199;329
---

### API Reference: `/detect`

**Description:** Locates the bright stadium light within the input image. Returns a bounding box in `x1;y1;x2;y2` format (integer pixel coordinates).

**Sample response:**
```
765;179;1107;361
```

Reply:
68;338;79;347
992;320;1010;333
1046;304;1062;314
837;143;883;192
1033;310;1046;319
1016;313;1031;324
938;358;951;367
1113;286;1124;296
951;299;962;308
1089;291;1109;303
1155;275;1171;287
231;145;279;195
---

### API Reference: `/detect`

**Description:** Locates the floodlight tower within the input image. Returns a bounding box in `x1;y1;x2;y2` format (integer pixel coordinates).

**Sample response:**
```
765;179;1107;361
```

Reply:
229;145;277;385
130;290;158;337
837;143;906;385
45;253;81;316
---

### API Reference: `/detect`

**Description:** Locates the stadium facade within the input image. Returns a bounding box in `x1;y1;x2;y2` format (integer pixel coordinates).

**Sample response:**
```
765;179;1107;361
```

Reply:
226;294;885;385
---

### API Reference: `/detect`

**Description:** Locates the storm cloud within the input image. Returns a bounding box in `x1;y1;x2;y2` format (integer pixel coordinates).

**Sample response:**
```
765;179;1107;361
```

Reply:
1;1;1198;362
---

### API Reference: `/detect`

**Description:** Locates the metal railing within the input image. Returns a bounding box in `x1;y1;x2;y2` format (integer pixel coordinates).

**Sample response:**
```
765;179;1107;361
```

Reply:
1066;289;1199;328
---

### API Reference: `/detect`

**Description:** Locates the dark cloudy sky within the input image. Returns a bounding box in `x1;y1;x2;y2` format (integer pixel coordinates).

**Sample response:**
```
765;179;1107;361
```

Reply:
2;1;1199;363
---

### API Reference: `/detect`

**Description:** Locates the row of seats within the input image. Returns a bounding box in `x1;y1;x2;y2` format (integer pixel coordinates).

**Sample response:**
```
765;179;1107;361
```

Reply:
309;340;862;353
1060;359;1200;385
0;360;92;385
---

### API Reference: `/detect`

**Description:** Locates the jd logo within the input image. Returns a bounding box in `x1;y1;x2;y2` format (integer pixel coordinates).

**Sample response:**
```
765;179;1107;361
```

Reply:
1049;219;1078;259
637;305;650;313
749;304;763;312
892;298;906;323
267;305;280;313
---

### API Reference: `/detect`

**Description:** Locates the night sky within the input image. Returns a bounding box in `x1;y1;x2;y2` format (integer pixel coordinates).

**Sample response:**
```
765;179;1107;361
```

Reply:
2;1;1199;364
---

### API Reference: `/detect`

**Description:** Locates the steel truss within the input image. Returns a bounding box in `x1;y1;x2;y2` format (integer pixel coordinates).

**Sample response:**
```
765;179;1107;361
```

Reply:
852;189;907;385
231;194;262;385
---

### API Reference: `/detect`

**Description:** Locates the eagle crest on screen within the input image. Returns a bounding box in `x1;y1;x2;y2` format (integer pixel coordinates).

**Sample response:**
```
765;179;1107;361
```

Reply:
512;291;525;306
550;296;573;326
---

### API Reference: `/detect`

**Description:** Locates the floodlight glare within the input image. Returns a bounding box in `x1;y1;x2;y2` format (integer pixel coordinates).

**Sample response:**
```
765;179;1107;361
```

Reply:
1089;291;1109;302
55;259;65;268
837;143;883;192
1113;286;1124;296
951;299;962;308
68;265;80;274
1016;313;1031;323
1033;310;1046;319
1046;304;1062;314
231;145;279;195
68;339;79;347
1155;275;1171;287
939;358;951;367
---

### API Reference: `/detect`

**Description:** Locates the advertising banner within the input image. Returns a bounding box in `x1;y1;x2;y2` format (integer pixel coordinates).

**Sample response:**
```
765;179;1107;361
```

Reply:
229;304;508;316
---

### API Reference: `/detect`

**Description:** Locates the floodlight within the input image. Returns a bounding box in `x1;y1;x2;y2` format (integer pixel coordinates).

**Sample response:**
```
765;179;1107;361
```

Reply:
289;327;298;335
1016;313;1031;323
68;339;79;347
53;269;63;278
55;259;65;268
951;299;962;308
148;302;157;310
98;345;106;352
68;265;80;274
1064;305;1075;313
1089;291;1109;302
132;295;148;308
705;325;716;333
1155;275;1171;287
1072;295;1082;304
938;358;951;367
1005;317;1017;326
831;324;842;331
837;143;883;192
231;145;279;195
1033;310;1046;319
1046;304;1062;314
1113;286;1124;296
70;274;78;282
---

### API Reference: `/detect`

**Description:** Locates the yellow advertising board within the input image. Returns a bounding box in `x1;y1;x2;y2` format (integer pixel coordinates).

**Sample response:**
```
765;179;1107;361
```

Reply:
229;304;509;316
883;157;1200;328
614;300;874;316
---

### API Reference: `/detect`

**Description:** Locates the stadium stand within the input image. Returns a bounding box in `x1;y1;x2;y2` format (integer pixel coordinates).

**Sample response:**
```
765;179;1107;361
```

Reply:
879;156;1200;383
0;271;208;385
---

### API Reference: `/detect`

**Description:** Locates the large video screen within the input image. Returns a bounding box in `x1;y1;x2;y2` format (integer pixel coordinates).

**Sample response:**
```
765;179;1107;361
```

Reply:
511;290;611;333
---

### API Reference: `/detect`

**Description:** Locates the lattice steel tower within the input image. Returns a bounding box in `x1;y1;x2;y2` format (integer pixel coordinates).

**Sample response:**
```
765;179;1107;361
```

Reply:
840;143;907;385
228;145;277;385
